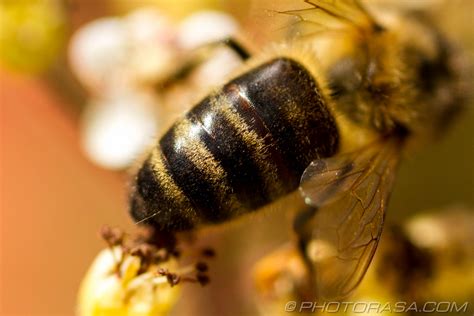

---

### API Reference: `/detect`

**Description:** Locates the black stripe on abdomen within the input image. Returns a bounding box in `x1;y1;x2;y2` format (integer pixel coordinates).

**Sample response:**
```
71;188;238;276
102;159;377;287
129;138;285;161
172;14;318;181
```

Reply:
189;98;271;211
231;57;339;180
159;120;240;223
130;156;196;231
188;94;271;211
223;83;295;196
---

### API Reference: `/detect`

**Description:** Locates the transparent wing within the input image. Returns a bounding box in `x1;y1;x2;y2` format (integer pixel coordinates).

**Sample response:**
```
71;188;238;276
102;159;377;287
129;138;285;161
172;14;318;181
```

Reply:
296;139;401;299
278;0;376;37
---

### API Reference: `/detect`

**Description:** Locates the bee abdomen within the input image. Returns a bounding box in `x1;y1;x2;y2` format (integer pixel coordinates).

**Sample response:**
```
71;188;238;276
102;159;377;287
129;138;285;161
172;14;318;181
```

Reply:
130;57;339;231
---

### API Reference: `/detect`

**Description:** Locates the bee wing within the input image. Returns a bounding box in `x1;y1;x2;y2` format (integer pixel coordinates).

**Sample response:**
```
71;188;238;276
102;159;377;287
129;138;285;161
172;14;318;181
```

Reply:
279;0;375;36
297;140;401;299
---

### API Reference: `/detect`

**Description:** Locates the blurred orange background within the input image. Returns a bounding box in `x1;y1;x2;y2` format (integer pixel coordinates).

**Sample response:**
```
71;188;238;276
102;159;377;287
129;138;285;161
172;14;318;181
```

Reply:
1;66;131;315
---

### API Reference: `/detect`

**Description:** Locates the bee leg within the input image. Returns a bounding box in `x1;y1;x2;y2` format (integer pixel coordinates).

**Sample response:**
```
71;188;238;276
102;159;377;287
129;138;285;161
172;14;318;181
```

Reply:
293;204;319;299
160;37;250;88
191;37;251;61
218;37;251;61
293;204;317;240
293;204;318;265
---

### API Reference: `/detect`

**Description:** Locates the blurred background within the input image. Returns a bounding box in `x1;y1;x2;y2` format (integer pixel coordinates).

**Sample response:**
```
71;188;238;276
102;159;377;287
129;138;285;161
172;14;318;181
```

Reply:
0;0;472;315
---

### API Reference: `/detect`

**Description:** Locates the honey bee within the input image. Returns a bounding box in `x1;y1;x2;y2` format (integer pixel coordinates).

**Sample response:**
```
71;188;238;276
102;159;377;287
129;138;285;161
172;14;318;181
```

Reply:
129;0;466;299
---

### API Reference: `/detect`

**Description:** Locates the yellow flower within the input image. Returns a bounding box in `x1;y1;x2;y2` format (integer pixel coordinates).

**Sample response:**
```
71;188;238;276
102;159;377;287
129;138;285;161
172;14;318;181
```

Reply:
0;0;65;73
77;246;181;316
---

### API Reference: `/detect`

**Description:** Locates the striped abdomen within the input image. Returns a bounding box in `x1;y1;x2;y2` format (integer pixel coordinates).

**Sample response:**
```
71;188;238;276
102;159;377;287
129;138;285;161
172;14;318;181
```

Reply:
130;57;339;232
